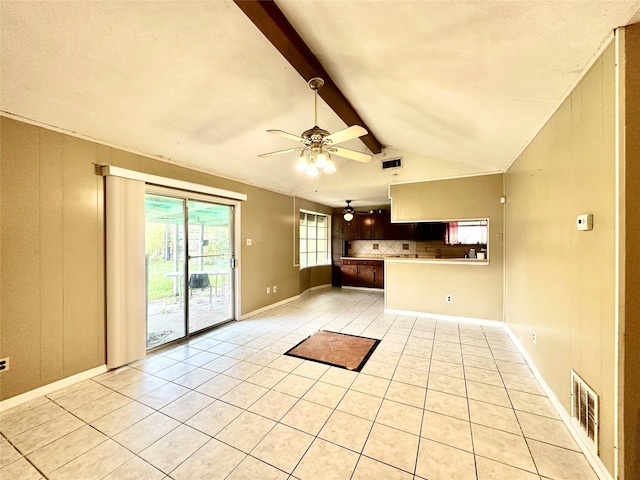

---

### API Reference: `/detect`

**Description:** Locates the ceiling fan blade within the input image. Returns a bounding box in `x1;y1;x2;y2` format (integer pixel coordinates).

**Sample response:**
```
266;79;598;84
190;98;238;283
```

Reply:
324;125;368;145
331;147;372;163
258;147;299;158
267;129;309;144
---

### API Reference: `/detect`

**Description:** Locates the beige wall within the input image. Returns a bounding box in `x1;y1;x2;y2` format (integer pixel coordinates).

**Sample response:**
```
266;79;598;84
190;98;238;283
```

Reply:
505;43;616;473
622;23;640;479
387;174;504;321
0;116;329;400
0;120;106;400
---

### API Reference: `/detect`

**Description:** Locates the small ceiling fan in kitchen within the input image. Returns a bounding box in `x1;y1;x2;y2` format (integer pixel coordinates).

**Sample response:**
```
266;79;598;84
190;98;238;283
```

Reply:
258;77;372;175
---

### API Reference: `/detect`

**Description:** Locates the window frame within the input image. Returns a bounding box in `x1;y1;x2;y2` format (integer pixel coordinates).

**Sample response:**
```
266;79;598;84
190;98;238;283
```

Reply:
299;209;331;269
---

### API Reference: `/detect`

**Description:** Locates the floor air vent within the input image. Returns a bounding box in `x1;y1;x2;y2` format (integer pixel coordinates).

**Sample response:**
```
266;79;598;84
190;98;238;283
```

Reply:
571;370;599;453
381;158;402;169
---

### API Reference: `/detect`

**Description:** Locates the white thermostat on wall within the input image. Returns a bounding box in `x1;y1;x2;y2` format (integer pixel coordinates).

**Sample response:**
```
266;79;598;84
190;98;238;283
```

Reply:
576;214;593;231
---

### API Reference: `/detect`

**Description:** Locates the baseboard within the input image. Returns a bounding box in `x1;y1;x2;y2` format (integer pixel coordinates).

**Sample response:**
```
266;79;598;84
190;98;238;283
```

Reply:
342;286;384;292
504;326;614;480
383;307;503;327
0;365;108;413
240;284;332;320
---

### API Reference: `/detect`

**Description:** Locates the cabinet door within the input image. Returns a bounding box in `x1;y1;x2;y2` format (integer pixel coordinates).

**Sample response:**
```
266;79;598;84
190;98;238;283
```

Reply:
357;215;372;239
370;214;386;239
357;265;375;287
343;217;358;241
341;264;358;286
432;222;446;241
415;222;446;241
387;221;415;240
374;263;384;288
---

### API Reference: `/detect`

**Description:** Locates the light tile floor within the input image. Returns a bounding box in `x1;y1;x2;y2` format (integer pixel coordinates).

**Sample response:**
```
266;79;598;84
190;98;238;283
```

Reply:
0;288;599;480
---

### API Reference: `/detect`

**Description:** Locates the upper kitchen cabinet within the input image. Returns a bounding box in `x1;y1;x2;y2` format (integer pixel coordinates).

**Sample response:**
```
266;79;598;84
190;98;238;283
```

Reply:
358;211;387;240
415;222;446;241
343;216;358;241
389;174;504;221
386;221;415;240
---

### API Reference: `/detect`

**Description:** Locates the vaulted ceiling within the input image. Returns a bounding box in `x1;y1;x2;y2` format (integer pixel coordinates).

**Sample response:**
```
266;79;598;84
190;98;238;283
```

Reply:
2;1;639;208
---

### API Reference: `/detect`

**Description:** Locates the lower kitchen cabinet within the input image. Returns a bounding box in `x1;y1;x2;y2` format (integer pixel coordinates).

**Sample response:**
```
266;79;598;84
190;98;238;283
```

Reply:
341;259;384;289
374;264;384;288
341;264;358;286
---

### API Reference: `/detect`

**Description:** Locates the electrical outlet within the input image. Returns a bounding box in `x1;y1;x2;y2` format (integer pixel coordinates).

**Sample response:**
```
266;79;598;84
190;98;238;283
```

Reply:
273;286;277;293
266;287;270;294
0;357;9;372
532;330;537;344
446;295;452;303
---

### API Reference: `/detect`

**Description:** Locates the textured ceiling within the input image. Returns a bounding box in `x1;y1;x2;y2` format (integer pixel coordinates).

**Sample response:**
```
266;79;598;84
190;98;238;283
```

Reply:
2;0;639;207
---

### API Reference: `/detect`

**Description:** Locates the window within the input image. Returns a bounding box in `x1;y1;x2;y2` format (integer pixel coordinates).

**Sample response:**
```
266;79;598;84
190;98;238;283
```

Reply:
300;211;330;268
445;220;488;245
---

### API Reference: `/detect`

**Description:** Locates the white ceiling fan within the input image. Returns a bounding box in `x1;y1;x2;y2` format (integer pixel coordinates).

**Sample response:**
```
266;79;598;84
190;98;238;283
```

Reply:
259;77;372;175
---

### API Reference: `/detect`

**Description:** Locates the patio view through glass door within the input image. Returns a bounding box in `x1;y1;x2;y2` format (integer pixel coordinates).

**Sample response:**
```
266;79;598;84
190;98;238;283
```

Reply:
145;193;234;349
187;200;233;334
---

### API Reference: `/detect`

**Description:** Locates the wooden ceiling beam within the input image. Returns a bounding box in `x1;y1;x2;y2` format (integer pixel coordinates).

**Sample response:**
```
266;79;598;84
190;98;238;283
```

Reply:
234;0;382;154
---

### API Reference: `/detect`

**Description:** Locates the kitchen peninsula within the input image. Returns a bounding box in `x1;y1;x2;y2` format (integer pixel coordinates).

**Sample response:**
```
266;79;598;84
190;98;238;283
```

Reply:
334;209;489;291
384;174;505;322
331;174;504;322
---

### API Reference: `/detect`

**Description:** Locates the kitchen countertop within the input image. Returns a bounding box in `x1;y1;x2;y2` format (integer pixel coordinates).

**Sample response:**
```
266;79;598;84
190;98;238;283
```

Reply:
341;256;489;265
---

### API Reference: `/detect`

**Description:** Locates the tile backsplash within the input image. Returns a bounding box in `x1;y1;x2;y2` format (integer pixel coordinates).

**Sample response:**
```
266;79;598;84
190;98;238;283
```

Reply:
350;240;416;256
348;240;488;259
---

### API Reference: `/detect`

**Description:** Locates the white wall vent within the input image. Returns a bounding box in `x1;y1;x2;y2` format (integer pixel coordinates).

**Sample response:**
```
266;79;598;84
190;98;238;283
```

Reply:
571;370;599;454
381;158;402;169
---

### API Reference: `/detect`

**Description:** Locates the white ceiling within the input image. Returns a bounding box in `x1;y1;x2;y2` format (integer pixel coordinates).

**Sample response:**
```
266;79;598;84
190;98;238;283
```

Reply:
2;1;639;208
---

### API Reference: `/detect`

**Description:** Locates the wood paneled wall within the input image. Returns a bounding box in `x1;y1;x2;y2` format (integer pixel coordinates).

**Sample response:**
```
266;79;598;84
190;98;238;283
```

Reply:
621;23;640;479
0;117;330;400
505;43;616;474
1;121;105;399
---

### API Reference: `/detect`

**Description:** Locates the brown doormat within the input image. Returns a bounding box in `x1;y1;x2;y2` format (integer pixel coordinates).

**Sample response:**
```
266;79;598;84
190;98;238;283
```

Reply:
284;330;380;372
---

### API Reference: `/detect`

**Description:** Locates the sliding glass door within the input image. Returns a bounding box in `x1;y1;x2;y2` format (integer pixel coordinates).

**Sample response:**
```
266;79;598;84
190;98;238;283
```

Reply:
145;193;235;349
187;200;233;334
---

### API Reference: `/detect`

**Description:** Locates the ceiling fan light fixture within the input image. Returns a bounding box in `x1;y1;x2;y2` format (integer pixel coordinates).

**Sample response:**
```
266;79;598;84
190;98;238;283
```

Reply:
323;158;336;174
315;152;328;169
295;152;309;171
260;76;371;174
342;200;355;221
306;163;319;176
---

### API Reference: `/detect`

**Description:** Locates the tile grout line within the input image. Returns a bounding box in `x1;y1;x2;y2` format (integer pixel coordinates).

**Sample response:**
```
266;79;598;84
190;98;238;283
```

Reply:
488;326;543;479
454;321;480;480
411;316;436;479
1;430;50;480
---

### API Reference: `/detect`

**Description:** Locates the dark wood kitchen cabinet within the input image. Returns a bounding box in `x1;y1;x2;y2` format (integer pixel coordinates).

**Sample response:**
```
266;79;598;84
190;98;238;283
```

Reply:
415;222;446;241
386;221;415;240
358;213;386;240
357;264;375;286
341;259;384;289
343;217;359;241
374;263;384;288
341;263;358;286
